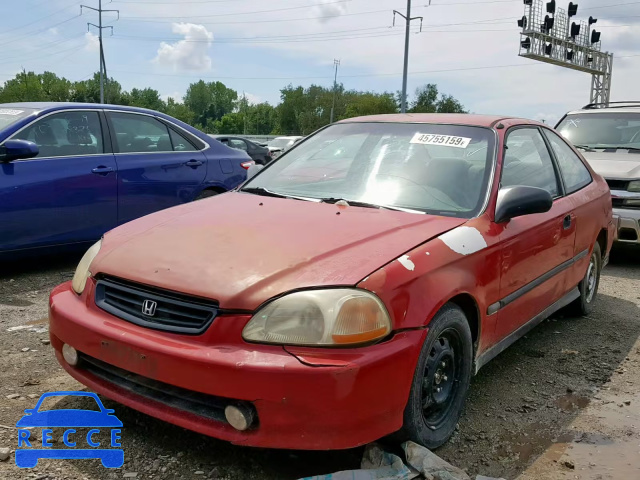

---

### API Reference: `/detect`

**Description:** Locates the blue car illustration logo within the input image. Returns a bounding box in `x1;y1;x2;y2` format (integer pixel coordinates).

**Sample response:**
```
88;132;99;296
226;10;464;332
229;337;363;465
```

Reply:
15;391;123;468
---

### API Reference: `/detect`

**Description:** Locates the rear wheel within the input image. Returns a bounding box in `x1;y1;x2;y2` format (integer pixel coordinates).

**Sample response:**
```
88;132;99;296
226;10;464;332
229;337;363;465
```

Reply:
567;242;601;316
400;304;473;449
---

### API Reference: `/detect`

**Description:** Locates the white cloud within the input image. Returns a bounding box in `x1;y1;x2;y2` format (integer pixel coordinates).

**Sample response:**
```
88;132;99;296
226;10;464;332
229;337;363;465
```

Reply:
84;32;99;52
244;92;262;105
314;0;348;23
153;23;213;72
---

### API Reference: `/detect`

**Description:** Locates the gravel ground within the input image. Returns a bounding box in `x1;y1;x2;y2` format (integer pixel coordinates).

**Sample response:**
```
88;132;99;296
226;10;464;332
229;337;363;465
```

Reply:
0;247;639;480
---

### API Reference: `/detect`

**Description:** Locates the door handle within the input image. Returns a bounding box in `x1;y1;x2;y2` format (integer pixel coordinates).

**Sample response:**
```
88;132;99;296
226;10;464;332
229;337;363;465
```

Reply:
91;166;114;175
184;159;203;167
563;214;572;230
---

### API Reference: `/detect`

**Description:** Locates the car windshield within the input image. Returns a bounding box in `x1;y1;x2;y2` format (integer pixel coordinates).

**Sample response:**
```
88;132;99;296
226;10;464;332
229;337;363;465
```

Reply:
268;138;293;149
557;112;640;149
0;107;37;130
244;122;495;218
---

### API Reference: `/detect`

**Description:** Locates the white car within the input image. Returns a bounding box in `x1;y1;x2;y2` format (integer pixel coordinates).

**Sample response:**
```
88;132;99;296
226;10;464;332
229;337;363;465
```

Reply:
557;101;640;245
267;136;303;158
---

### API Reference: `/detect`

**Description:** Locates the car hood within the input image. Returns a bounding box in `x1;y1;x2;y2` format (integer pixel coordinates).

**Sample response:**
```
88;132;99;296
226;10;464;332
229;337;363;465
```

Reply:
93;192;466;310
582;151;640;180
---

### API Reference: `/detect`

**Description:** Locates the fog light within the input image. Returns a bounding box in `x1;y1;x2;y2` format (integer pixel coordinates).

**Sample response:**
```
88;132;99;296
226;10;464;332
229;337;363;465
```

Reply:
224;405;254;431
62;344;78;366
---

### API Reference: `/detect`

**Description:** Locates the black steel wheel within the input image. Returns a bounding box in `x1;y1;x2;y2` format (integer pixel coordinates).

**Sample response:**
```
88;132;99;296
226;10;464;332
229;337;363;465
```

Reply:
399;303;473;449
567;241;602;316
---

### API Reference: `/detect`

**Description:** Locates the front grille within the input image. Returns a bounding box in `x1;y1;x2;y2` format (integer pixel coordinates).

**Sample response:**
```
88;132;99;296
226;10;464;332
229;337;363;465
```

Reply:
79;353;236;424
95;276;218;334
607;179;629;190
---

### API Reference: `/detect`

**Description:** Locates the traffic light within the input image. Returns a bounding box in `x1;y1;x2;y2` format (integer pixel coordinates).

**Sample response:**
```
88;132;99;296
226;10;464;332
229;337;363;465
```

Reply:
570;22;580;40
521;37;531;49
546;0;556;14
541;15;554;33
589;16;597;25
568;2;578;17
591;30;601;44
545;43;553;55
566;50;574;61
518;16;527;29
523;0;533;5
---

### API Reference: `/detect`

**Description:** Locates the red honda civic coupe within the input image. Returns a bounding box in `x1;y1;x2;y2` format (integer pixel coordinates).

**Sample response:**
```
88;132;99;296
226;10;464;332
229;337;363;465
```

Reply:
49;114;614;450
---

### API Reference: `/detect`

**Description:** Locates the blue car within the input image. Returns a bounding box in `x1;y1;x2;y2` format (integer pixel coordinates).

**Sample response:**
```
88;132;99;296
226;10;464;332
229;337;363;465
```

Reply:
15;391;124;468
0;103;251;257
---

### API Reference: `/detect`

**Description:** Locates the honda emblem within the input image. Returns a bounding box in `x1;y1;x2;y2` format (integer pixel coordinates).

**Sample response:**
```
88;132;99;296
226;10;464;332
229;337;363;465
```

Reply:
141;299;157;317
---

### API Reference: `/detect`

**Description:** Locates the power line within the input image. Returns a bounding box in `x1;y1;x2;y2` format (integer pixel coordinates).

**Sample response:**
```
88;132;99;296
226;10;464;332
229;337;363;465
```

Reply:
123;0;351;19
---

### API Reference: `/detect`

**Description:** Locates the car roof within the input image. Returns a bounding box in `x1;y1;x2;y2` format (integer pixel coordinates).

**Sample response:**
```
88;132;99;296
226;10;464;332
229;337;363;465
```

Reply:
337;113;540;127
0;102;165;116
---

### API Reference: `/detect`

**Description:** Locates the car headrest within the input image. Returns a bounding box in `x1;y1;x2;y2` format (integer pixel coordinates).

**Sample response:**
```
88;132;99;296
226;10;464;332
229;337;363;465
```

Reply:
34;123;57;145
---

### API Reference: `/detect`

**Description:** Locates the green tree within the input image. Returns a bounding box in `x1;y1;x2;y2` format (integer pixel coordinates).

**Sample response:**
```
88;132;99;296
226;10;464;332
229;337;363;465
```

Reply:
70;73;123;104
410;84;466;114
342;92;397;119
122;87;165;111
184;80;238;126
165;97;195;125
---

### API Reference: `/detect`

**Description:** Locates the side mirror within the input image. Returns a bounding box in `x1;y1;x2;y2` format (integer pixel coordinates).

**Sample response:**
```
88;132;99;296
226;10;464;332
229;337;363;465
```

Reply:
495;186;553;223
246;164;264;180
0;139;39;162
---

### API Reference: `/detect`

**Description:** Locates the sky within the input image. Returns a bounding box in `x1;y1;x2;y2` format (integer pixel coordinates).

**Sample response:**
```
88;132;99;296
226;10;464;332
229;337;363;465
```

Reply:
1;0;640;125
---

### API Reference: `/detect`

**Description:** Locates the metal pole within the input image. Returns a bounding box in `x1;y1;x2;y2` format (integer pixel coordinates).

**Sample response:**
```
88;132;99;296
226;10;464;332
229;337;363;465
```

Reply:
400;0;411;113
330;59;340;124
98;0;104;103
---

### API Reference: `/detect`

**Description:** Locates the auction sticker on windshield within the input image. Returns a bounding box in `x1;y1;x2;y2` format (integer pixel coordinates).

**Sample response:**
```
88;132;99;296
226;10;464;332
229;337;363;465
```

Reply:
410;133;471;149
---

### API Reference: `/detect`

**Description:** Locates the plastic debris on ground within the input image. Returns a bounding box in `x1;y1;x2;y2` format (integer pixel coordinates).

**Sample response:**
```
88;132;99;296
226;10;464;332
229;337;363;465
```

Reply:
299;441;505;480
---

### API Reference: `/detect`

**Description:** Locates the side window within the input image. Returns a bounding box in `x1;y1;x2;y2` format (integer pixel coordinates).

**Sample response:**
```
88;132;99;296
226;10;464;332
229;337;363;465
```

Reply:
543;129;592;194
109;113;172;153
13;111;103;158
228;139;248;151
502;128;560;197
168;129;196;152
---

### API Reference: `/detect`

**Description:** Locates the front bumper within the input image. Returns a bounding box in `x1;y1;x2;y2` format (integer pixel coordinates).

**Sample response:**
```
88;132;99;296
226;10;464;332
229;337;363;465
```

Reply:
612;207;640;244
49;281;424;450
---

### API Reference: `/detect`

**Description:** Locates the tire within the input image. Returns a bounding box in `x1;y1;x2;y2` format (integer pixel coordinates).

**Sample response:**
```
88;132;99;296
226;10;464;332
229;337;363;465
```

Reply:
195;189;220;201
567;242;602;316
399;303;473;449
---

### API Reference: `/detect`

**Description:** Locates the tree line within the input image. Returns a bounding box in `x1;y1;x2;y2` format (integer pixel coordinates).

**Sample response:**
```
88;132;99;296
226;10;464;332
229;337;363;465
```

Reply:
0;70;467;136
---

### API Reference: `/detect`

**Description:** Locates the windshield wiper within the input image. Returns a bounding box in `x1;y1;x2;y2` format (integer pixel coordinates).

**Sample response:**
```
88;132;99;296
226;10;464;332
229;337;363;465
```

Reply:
604;146;640;152
241;186;319;202
241;186;289;198
320;197;424;214
573;144;596;152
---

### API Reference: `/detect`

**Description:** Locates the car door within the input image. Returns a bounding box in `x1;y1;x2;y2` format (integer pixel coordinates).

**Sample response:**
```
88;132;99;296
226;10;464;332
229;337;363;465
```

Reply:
106;111;207;225
494;126;577;340
228;138;257;161
0;109;117;252
542;128;596;288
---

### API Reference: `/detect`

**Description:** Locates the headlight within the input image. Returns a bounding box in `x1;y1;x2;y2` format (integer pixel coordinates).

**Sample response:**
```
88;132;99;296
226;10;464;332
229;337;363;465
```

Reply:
628;180;640;192
71;240;102;294
242;289;391;347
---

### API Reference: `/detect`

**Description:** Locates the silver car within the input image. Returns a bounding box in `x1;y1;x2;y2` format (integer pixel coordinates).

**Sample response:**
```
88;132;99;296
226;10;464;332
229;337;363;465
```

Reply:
557;102;640;245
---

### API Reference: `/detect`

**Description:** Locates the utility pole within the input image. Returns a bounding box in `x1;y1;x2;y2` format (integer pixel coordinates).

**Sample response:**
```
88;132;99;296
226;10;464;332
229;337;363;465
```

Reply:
394;1;424;113
330;59;340;124
81;0;119;103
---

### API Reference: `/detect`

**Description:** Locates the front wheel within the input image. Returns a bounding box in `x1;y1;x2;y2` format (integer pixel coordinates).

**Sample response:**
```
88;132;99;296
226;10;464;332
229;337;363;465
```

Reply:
567;242;602;316
400;303;473;449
